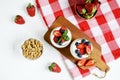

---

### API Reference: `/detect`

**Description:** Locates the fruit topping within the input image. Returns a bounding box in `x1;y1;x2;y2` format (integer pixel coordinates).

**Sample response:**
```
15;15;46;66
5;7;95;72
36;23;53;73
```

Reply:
48;62;61;73
77;58;96;67
85;59;96;66
77;58;87;67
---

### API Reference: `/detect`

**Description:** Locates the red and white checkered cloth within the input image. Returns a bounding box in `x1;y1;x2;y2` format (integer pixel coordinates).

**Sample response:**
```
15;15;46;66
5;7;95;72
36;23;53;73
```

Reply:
36;0;120;79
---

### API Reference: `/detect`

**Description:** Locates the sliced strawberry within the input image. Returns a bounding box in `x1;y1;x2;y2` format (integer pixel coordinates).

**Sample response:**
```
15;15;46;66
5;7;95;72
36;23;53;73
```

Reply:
53;36;59;43
80;48;86;55
76;5;86;14
53;30;61;37
85;59;95;66
86;46;92;54
77;58;87;67
76;43;85;49
85;3;96;14
49;62;61;73
14;15;25;24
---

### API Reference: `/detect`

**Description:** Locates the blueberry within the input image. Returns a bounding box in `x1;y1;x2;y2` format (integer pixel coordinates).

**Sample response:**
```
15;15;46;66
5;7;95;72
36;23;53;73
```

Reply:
75;42;80;46
58;42;63;45
77;54;82;58
81;39;86;43
85;41;90;46
60;29;65;34
75;49;80;54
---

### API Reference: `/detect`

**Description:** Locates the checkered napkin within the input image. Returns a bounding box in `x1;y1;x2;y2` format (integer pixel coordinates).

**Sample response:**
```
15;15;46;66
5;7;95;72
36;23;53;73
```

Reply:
36;0;120;79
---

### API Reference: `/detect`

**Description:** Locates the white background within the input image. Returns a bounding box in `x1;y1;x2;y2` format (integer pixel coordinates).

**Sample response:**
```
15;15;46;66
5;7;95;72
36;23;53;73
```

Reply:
0;0;120;80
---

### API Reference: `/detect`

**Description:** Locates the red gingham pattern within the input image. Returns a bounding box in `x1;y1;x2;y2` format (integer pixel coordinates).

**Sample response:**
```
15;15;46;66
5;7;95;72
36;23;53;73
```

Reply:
36;0;120;79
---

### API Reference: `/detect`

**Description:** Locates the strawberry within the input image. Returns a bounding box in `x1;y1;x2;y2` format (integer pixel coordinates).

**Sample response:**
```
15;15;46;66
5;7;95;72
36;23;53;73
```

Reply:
14;15;25;24
76;5;86;14
48;62;61;73
77;58;87;67
53;36;59;43
61;39;65;43
80;48;86;54
26;3;35;17
76;0;86;5
53;30;61;37
85;3;96;14
86;46;92;54
85;59;95;66
76;43;85;49
93;0;100;10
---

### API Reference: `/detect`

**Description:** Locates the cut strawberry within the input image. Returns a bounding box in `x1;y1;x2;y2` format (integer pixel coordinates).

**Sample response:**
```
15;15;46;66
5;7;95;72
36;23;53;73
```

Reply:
76;5;86;14
85;3;96;14
86;46;92;54
76;43;85;49
53;36;59;43
77;58;87;67
61;39;65;43
49;62;61;73
85;59;95;66
53;30;61;37
80;48;86;54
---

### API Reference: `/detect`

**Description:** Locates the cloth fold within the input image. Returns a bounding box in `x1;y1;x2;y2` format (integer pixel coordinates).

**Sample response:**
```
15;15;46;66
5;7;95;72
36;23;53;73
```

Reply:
36;0;120;79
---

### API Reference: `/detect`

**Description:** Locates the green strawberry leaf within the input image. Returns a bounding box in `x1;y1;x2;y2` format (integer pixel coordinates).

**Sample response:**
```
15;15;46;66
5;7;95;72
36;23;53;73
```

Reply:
86;0;93;3
49;66;53;71
82;8;86;14
92;7;97;13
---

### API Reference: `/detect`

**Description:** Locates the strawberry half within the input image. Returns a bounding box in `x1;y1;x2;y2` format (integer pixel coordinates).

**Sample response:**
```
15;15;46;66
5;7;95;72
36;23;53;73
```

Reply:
53;30;61;37
14;15;25;24
86;46;92;54
85;59;96;66
49;62;61;73
27;3;35;17
77;58;87;67
76;43;85;49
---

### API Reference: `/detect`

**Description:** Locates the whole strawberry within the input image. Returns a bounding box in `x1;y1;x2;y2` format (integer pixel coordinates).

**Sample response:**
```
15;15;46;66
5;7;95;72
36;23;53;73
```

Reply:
26;3;35;17
14;15;25;24
48;62;61;73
